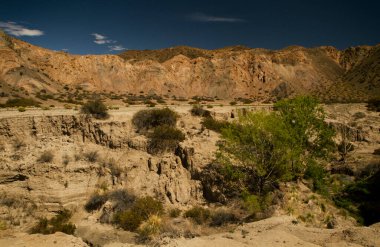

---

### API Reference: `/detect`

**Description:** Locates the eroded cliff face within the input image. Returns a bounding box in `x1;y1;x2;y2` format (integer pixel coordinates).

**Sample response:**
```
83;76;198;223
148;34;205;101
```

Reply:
0;112;216;231
1;31;379;101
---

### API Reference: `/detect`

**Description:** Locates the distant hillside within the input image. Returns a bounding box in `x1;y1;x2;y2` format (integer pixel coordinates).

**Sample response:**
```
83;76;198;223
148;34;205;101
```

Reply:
0;30;379;102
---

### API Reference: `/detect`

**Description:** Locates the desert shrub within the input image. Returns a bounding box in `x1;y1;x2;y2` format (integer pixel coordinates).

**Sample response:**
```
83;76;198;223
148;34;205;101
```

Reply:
304;161;329;194
12;139;25;150
373;148;380;155
0;98;40;108
242;193;262;214
115;209;143;231
210;210;238;227
18;107;26;112
132;196;164;219
169;208;181;218
62;154;70;166
30;209;76;235
63;104;72;109
0;220;7;230
239;98;254;104
184;206;211;225
102;158;122;178
201;117;230;133
37;150;54;163
108;189;136;212
144;99;156;107
353;112;366;119
132;108;178;131
81;99;109;119
229;101;237;106
137;215;162;241
84;150;99;163
147;125;185;154
85;193;108;212
114;196;163;231
190;105;211;117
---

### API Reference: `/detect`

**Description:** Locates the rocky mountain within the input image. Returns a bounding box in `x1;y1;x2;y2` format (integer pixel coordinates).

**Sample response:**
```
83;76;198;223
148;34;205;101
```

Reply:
0;30;379;101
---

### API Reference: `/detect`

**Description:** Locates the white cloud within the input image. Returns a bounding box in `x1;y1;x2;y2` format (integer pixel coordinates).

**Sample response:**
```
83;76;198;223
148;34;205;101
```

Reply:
109;45;126;51
91;33;126;52
91;33;114;44
189;13;245;23
0;21;44;36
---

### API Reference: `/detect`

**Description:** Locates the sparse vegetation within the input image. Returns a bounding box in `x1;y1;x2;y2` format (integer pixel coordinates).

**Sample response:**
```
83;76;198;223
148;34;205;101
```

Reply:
12;138;26;151
0;98;40;108
132;108;178;131
62;154;70;165
147;125;185;154
85;193;108;212
37;150;54;163
30;209;76;235
84;150;99;163
18;107;26;112
353;111;366;119
132;108;185;154
190;105;211;117
81;99;109;119
210;210;238;227
184;206;211;224
114;196;164;231
201;117;230;133
169;208;181;218
137;215;162;241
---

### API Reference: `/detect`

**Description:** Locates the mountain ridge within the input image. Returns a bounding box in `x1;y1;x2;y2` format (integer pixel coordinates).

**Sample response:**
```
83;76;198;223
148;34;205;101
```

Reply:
0;31;379;101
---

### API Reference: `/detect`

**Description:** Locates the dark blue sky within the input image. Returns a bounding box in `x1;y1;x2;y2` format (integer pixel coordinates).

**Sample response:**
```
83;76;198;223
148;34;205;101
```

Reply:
1;0;379;54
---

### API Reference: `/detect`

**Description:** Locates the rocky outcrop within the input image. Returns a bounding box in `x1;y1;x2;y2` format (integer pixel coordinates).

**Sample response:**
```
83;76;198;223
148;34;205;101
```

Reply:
0;113;205;231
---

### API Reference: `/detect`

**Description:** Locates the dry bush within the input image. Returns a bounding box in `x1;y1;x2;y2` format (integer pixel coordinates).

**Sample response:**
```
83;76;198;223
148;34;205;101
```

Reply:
81;99;109;119
147;125;185;154
169;208;181;218
37;150;54;163
30;209;76;235
190;105;211;117
84;150;99;163
353;111;366;120
113;196;164;231
137;215;162;241
12;138;26;151
62;154;70;166
201;117;231;133
85;193;108;212
210;210;238;227
184;206;211;225
132;108;178;131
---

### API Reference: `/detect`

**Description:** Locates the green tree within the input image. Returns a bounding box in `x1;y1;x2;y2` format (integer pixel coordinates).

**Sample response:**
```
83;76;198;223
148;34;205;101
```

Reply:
218;96;335;196
274;96;335;177
220;111;292;195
